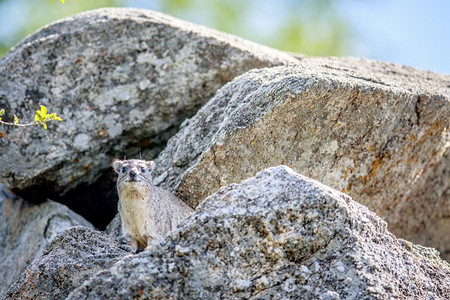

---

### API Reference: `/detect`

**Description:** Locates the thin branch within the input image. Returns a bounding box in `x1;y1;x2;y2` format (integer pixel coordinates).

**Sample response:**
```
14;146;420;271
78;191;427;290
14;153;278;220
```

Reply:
0;120;39;127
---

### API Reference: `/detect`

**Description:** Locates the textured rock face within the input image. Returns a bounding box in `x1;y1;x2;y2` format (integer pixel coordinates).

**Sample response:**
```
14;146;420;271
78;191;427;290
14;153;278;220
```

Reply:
104;213;123;239
69;166;450;299
4;226;129;300
0;184;92;298
153;60;450;259
0;8;296;205
2;6;449;299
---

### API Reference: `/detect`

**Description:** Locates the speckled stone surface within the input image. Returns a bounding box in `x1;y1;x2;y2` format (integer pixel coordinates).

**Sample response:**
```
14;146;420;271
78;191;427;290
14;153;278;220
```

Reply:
4;226;129;300
153;62;450;259
0;184;92;298
69;167;450;299
0;8;296;202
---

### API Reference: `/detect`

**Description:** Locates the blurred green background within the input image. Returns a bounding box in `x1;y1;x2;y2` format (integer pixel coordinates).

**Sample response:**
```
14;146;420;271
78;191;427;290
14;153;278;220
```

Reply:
0;0;449;74
0;0;349;56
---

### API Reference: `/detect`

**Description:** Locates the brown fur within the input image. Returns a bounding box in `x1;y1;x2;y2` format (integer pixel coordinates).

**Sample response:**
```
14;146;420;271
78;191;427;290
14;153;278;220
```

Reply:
113;159;193;252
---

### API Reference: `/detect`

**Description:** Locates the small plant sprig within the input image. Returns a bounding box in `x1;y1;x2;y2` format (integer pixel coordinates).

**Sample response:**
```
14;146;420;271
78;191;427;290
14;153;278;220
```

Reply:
0;105;63;130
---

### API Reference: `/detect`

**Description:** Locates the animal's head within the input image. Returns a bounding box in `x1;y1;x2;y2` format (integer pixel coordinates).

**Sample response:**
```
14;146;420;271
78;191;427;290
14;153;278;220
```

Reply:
112;159;155;188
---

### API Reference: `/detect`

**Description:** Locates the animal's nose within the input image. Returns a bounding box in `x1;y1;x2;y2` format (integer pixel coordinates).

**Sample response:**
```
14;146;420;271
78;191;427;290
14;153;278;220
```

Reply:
129;170;137;177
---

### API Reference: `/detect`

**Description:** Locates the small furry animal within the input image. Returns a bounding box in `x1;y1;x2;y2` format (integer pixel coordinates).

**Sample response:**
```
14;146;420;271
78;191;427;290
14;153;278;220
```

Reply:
112;159;193;253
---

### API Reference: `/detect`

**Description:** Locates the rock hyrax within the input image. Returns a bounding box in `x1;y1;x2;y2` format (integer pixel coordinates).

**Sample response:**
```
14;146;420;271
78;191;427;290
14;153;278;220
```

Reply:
112;159;193;252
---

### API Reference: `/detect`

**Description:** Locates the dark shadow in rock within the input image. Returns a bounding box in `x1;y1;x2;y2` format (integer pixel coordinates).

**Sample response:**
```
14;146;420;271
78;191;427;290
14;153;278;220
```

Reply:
57;171;118;230
13;170;117;230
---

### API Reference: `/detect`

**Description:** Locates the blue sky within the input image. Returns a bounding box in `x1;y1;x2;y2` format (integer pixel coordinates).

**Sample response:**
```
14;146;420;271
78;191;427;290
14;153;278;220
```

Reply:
339;0;450;74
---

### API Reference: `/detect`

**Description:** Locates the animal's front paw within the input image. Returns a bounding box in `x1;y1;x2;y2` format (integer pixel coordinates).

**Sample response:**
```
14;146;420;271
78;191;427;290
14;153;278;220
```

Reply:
129;239;138;253
143;235;157;251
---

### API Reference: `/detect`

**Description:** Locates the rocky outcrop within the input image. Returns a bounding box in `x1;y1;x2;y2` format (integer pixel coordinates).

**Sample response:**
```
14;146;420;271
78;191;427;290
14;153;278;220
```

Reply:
1;7;449;299
0;8;297;225
4;226;129;300
67;166;450;299
104;213;123;239
153;60;450;259
0;184;92;298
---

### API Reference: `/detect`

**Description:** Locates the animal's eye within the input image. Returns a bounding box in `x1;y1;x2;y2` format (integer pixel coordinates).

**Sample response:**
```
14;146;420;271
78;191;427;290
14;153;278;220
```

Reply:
121;167;127;173
140;167;146;173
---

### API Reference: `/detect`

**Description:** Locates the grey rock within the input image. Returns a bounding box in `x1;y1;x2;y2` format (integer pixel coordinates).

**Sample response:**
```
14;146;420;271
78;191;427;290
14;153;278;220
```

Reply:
69;166;450;299
4;226;130;300
0;183;92;298
104;213;123;241
153;60;450;259
0;7;297;202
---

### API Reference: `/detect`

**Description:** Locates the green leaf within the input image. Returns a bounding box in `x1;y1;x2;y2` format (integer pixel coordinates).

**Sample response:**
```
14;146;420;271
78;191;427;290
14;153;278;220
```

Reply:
47;113;63;121
0;109;5;116
60;0;65;3
14;115;19;124
43;123;47;130
40;105;48;116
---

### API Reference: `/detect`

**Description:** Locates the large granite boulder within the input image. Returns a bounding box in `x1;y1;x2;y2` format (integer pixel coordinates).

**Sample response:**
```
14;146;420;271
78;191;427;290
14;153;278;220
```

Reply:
153;60;450;259
2;6;449;299
0;184;92;298
4;226;129;300
67;166;450;299
0;8;297;218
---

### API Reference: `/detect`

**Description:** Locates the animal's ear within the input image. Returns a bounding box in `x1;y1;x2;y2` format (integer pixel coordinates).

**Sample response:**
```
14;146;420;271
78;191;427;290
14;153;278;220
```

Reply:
145;160;155;173
112;159;123;173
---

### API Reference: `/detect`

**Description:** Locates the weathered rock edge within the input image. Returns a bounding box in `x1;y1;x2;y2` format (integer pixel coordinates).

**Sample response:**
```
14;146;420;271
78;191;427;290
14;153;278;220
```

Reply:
0;7;297;202
153;61;450;259
69;166;450;299
4;226;129;300
0;184;93;298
